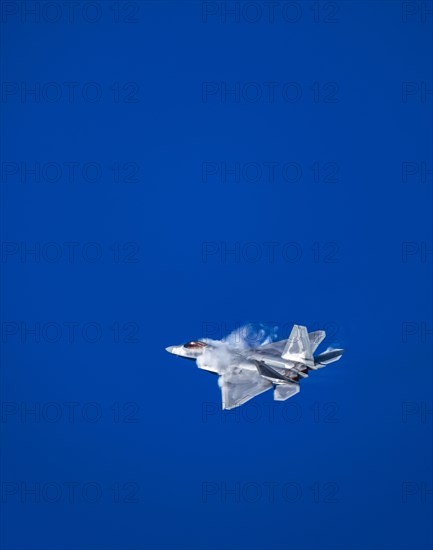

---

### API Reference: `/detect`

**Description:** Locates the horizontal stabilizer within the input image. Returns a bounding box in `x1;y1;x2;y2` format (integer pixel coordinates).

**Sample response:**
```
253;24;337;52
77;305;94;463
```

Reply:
281;325;314;367
314;348;344;366
274;383;300;401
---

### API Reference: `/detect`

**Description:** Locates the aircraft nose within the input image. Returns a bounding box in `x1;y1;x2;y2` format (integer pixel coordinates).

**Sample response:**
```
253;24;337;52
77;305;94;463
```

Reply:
165;346;175;353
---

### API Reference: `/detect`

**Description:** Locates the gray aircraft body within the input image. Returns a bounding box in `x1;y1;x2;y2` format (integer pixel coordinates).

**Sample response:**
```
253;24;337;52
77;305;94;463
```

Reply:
166;325;344;410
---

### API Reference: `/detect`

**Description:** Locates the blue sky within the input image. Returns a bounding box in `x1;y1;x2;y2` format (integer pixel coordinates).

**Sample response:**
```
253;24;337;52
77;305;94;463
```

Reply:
1;1;432;549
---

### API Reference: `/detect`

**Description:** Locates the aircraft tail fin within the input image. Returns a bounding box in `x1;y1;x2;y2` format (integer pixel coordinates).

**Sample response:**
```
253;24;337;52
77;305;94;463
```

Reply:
308;330;326;353
281;325;314;367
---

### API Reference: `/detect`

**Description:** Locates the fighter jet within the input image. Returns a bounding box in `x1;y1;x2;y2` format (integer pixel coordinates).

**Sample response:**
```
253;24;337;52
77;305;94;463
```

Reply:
166;325;344;410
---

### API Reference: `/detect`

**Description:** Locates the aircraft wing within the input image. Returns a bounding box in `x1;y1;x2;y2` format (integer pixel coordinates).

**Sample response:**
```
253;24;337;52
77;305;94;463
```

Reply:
218;370;272;410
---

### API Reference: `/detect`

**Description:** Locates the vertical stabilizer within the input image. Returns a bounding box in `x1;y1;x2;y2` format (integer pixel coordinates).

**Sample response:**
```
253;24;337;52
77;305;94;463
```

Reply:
308;330;326;353
281;325;314;367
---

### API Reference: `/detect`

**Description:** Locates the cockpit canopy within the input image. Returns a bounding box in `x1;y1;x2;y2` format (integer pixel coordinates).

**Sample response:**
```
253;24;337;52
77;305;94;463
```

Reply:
184;341;208;349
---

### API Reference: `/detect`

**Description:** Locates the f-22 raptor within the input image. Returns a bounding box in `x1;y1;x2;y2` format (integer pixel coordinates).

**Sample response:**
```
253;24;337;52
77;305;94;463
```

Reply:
166;325;344;409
